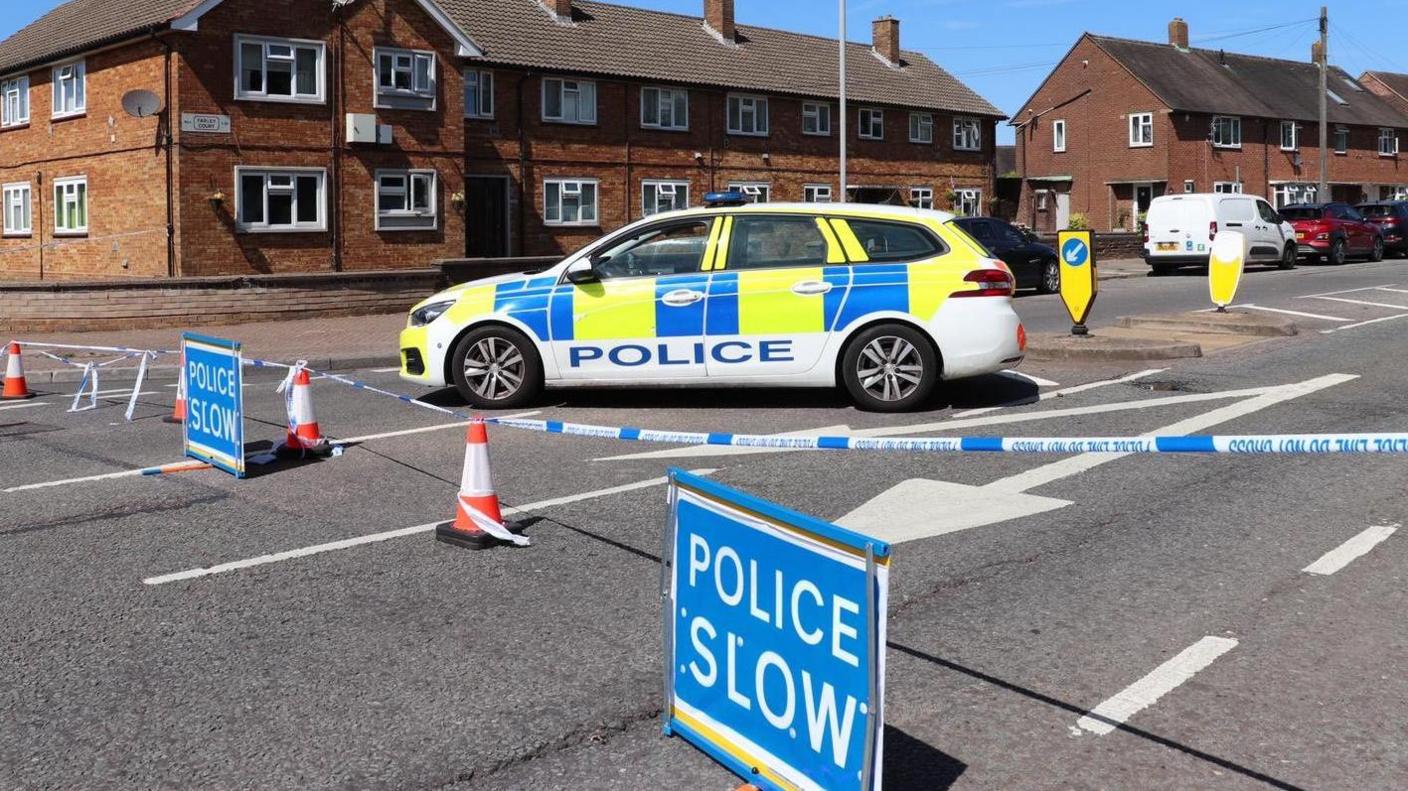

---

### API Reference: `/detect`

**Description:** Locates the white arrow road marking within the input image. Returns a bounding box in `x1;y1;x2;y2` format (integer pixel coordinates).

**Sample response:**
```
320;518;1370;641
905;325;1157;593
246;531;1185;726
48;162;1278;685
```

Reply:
1001;370;1059;387
951;368;1165;418
1076;636;1238;735
1302;524;1398;576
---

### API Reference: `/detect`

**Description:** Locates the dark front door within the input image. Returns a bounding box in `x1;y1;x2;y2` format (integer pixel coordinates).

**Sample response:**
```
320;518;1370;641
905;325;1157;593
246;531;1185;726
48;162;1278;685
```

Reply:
466;176;510;258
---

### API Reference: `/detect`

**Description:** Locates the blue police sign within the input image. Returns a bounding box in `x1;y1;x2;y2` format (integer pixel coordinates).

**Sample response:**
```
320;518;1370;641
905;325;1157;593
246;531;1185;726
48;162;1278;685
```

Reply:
181;333;246;478
663;469;890;791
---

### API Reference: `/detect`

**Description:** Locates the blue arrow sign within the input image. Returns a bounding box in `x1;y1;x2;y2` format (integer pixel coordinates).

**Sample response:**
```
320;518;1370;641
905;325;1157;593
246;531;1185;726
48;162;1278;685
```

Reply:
1061;237;1090;267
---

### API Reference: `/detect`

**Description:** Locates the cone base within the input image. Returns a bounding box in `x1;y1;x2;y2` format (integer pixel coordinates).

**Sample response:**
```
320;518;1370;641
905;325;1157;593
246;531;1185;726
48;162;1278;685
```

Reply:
162;415;185;424
276;441;331;457
1;391;36;401
434;518;527;551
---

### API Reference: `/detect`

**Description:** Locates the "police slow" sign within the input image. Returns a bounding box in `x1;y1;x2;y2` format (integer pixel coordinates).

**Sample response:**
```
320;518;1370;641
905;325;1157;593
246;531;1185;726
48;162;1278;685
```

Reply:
662;469;890;791
181;333;246;478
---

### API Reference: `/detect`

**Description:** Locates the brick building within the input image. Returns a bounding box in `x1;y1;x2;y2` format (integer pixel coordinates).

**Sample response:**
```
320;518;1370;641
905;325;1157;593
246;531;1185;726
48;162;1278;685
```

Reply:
0;0;1002;280
1012;19;1408;234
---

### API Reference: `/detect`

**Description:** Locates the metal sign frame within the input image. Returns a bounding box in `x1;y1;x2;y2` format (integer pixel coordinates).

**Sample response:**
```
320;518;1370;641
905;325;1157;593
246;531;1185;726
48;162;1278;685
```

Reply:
1057;229;1099;330
662;469;890;791
181;333;246;478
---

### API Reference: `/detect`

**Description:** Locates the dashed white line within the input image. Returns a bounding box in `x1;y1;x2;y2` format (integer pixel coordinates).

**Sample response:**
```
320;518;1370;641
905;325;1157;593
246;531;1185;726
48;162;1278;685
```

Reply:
1234;304;1352;322
334;410;541;444
1302;524;1398;576
1076;636;1238;736
370;367;401;373
0;400;47;411
3;459;207;494
1308;295;1408;311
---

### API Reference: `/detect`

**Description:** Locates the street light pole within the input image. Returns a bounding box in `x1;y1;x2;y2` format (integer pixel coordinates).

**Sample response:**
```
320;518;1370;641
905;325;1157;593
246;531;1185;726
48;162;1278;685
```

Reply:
1317;5;1328;201
839;0;847;202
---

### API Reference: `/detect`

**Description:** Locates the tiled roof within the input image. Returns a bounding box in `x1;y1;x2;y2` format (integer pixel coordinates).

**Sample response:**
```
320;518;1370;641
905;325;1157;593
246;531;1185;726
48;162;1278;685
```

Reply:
1091;35;1408;128
0;0;200;75
1363;70;1408;103
439;0;1004;116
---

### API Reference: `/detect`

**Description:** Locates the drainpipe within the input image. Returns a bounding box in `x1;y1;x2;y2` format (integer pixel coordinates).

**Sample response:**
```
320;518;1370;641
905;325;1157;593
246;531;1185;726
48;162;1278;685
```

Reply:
517;72;531;256
35;171;43;279
331;9;345;271
156;32;176;277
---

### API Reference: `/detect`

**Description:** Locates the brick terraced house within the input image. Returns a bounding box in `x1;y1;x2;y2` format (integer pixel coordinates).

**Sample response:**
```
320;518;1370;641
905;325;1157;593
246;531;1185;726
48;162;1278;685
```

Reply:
0;0;1003;280
1013;18;1408;234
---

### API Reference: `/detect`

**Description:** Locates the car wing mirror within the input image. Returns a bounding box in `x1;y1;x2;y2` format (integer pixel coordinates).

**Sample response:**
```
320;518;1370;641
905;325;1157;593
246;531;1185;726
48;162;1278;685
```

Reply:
565;258;598;284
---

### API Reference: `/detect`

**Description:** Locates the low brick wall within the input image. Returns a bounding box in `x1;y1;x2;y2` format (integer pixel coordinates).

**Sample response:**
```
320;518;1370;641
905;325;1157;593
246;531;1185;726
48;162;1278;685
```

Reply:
438;256;562;285
0;269;447;333
1037;231;1144;260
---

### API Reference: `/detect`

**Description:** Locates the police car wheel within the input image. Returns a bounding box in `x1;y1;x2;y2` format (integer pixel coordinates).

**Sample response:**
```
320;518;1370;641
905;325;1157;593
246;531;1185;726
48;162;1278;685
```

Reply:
450;326;542;408
840;325;938;412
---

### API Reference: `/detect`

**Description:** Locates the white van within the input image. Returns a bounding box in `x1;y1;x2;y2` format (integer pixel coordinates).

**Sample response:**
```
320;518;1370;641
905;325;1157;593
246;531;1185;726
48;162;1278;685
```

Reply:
1143;193;1297;274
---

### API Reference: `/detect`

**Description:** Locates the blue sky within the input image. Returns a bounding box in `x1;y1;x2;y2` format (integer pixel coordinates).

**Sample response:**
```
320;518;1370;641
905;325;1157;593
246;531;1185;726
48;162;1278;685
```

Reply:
3;0;1396;143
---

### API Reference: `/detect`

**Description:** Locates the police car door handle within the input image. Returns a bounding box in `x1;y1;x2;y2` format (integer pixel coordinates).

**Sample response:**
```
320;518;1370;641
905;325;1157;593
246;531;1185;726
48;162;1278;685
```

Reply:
791;280;833;296
660;289;705;307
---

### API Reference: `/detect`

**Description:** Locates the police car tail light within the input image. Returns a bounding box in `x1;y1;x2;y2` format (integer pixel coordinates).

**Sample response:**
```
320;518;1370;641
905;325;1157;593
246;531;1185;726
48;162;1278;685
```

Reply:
952;269;1013;298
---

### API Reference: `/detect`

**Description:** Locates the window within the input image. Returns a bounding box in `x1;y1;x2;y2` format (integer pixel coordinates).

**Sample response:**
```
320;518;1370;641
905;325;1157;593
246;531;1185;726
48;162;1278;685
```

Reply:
591;220;712;279
236;168;326;232
641;86;688;131
1213;181;1243;194
51;59;85;118
1273;183;1317;208
464;70;493;118
236;37;324;103
728;182;770;203
2;76;28;127
909;112;933;144
642;180;689;215
543;78;596;124
725;216;830;270
544;178;598;226
911;187;934;209
1380;185;1408;201
375;170;436;231
52;176;86;235
376;48;436;109
802;102;830;136
857;108;884;140
953;117;981;151
3;182;30;235
803;184;832;203
1183;180;1195;193
1128;112;1153;147
954;188;981;217
1256;200;1281;224
1052;119;1066;152
727;94;769;136
1334;126;1349;154
1211;115;1241;148
843;219;945;262
1380;128;1399;157
1280;120;1298;151
1035;190;1048;210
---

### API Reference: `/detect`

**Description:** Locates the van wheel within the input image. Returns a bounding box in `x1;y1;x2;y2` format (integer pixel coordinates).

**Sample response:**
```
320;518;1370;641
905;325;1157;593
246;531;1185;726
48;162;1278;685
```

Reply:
840;324;939;413
450;326;543;409
1278;244;1297;270
1329;238;1348;265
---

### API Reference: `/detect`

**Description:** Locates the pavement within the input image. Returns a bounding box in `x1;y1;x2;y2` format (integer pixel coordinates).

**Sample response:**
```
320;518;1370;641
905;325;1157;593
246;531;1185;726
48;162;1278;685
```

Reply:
3;256;1407;789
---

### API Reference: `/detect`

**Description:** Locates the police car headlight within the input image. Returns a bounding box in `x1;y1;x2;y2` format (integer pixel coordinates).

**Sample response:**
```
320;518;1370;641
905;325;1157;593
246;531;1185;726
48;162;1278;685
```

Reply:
409;300;456;327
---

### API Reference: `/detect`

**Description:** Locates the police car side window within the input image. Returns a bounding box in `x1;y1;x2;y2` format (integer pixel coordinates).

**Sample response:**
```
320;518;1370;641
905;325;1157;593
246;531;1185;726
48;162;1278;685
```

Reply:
725;216;830;270
591;220;711;279
843;219;947;263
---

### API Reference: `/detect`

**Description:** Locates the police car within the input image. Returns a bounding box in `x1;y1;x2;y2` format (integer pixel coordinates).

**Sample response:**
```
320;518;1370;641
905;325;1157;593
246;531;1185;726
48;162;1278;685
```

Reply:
400;195;1026;412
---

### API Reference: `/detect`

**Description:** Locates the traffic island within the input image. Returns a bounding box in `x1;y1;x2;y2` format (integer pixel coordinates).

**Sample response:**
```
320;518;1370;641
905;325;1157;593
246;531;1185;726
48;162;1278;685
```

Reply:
1027;309;1300;362
1026;332;1203;361
1116;310;1298;337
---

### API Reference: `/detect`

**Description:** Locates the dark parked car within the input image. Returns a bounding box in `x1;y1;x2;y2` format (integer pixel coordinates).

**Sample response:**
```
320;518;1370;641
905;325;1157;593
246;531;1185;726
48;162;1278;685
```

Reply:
953;217;1060;293
1280;202;1384;264
1355;201;1408;257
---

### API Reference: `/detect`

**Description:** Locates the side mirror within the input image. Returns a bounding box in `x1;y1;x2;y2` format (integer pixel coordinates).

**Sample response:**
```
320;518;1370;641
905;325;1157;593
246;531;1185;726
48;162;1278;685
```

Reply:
565;259;597;284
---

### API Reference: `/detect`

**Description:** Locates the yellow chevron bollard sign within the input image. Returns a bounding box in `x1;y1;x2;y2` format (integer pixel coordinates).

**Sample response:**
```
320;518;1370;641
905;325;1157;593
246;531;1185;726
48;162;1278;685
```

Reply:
1208;230;1246;310
1057;229;1098;334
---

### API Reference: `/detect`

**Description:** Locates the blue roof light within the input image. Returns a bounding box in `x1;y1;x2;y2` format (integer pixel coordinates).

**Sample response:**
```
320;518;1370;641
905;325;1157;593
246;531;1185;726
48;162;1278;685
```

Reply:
704;191;749;208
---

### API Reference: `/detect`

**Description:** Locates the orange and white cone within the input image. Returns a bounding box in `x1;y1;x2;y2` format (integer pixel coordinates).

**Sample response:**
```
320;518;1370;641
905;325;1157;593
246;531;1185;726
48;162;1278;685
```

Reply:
280;367;328;453
163;352;188;424
2;342;35;400
435;418;530;550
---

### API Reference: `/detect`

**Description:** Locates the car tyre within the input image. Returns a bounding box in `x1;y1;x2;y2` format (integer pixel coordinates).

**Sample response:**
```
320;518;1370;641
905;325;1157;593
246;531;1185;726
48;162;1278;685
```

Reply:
1371;237;1385;262
840;324;939;413
1330;238;1348;265
1278;244;1297;270
1039;258;1061;293
450;325;543;409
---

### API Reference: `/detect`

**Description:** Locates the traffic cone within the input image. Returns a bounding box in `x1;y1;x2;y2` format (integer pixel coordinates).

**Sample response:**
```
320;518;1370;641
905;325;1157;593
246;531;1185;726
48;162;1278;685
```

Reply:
435;418;527;550
280;367;327;454
163;352;187;424
2;342;35;400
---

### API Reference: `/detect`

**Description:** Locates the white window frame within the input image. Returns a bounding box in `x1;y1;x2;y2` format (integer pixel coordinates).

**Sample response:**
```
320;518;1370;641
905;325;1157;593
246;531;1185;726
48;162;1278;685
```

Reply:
727;182;770;203
909;112;933;144
1280;120;1298;151
642;179;689;216
234;167;327;233
1274;183;1318;208
1211;115;1242;149
802;102;831;136
1213;181;1243;194
859;107;884;140
51;59;85;119
954;187;982;217
726;93;769;137
464;69;493;119
542;77;597;125
1380;128;1399;157
234;35;326;104
374;47;436;109
52;176;87;235
803;184;833;203
544;178;599;226
2;76;29;127
3;182;31;236
1052;118;1066;152
1183;180;1195;193
910;187;934;210
640;86;689;131
375;169;437;231
1334;125;1349;154
1128;111;1153;148
953;117;981;151
1035;190;1049;210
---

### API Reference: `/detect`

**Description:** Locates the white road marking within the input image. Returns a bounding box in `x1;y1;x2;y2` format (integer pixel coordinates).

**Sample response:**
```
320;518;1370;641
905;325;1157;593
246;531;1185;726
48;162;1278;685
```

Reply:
3;460;206;494
951;369;1166;418
1308;295;1408;311
370;367;401;373
0;401;47;411
1076;636;1238;735
1234;304;1352;322
142;469;717;585
1373;287;1408;295
88;387;158;398
335;411;542;444
593;425;852;462
1001;370;1060;387
1302;524;1398;576
1297;284;1396;299
1320;312;1408;334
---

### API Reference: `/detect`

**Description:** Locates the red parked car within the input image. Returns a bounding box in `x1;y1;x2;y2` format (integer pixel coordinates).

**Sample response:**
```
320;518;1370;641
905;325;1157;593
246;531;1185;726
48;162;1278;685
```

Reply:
1355;201;1408;257
1281;202;1384;264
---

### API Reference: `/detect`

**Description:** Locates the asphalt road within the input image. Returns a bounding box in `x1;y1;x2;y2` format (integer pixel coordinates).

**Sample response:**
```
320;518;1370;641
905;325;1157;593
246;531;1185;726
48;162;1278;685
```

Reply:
2;262;1406;790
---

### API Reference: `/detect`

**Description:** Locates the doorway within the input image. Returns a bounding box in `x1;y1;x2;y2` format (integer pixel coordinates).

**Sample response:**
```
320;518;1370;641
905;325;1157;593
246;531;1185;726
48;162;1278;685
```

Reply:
1134;183;1153;229
466;176;510;258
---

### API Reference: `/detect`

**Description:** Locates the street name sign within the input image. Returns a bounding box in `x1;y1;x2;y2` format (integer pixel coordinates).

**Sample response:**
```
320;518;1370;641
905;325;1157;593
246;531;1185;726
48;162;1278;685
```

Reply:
1057;229;1098;333
662;469;890;791
181;333;246;478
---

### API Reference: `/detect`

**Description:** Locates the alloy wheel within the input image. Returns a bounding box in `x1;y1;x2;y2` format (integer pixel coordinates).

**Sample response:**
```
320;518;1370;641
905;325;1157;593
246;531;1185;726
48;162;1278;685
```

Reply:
856;336;924;402
462;336;526;401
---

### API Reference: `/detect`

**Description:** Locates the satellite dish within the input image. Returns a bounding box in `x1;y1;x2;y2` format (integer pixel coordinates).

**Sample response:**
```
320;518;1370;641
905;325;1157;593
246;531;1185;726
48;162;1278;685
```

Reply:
121;89;162;118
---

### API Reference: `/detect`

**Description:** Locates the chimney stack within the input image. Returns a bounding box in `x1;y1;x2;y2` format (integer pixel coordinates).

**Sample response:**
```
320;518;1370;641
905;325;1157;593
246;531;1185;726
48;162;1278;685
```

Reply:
705;0;735;42
543;0;571;20
1168;17;1188;50
873;16;901;65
